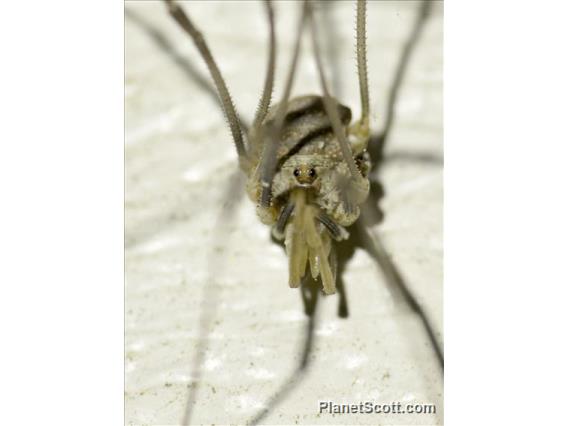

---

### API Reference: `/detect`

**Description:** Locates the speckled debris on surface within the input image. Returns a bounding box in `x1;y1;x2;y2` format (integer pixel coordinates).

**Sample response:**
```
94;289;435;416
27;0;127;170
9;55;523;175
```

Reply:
125;1;443;425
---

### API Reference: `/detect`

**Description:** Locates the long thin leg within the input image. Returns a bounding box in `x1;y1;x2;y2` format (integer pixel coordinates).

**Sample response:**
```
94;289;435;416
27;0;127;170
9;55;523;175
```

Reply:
258;1;308;208
125;9;252;136
355;0;370;136
307;4;372;218
273;202;295;239
307;3;365;185
164;1;248;165
316;212;349;241
252;1;276;132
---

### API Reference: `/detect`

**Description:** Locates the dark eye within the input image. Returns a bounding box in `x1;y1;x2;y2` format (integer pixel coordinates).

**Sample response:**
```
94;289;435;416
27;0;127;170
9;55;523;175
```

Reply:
293;168;300;177
308;168;316;177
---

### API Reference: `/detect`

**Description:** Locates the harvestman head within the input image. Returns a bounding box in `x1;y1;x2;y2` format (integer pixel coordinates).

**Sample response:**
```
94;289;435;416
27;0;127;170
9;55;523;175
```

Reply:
164;0;372;295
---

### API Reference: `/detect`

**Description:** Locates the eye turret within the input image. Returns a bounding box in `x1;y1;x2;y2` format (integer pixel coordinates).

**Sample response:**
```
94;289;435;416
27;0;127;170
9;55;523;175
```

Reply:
293;165;317;185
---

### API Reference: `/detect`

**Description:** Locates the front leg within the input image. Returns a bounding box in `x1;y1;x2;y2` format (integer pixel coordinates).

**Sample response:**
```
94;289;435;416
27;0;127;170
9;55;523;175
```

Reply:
271;202;295;240
316;212;349;241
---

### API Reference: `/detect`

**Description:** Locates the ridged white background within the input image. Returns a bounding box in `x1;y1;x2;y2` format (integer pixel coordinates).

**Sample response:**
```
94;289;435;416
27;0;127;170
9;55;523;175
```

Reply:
125;1;443;424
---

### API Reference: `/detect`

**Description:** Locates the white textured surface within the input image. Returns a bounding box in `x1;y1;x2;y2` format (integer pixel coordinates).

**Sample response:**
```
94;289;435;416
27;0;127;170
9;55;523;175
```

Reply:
125;1;443;425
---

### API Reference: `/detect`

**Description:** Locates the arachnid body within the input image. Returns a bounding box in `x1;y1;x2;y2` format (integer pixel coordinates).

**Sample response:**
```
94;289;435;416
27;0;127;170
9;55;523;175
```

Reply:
166;0;372;295
247;95;371;293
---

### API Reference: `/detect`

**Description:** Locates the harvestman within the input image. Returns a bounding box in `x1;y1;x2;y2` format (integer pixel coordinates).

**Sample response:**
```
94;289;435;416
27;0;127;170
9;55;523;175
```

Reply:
165;0;372;296
157;1;443;424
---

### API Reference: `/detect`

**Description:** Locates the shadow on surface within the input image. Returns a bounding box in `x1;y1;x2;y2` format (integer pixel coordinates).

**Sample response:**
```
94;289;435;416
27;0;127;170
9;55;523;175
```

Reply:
125;7;250;134
321;1;344;99
384;149;443;166
336;0;444;370
181;170;246;426
351;217;444;370
367;0;434;171
248;277;319;425
124;6;252;250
